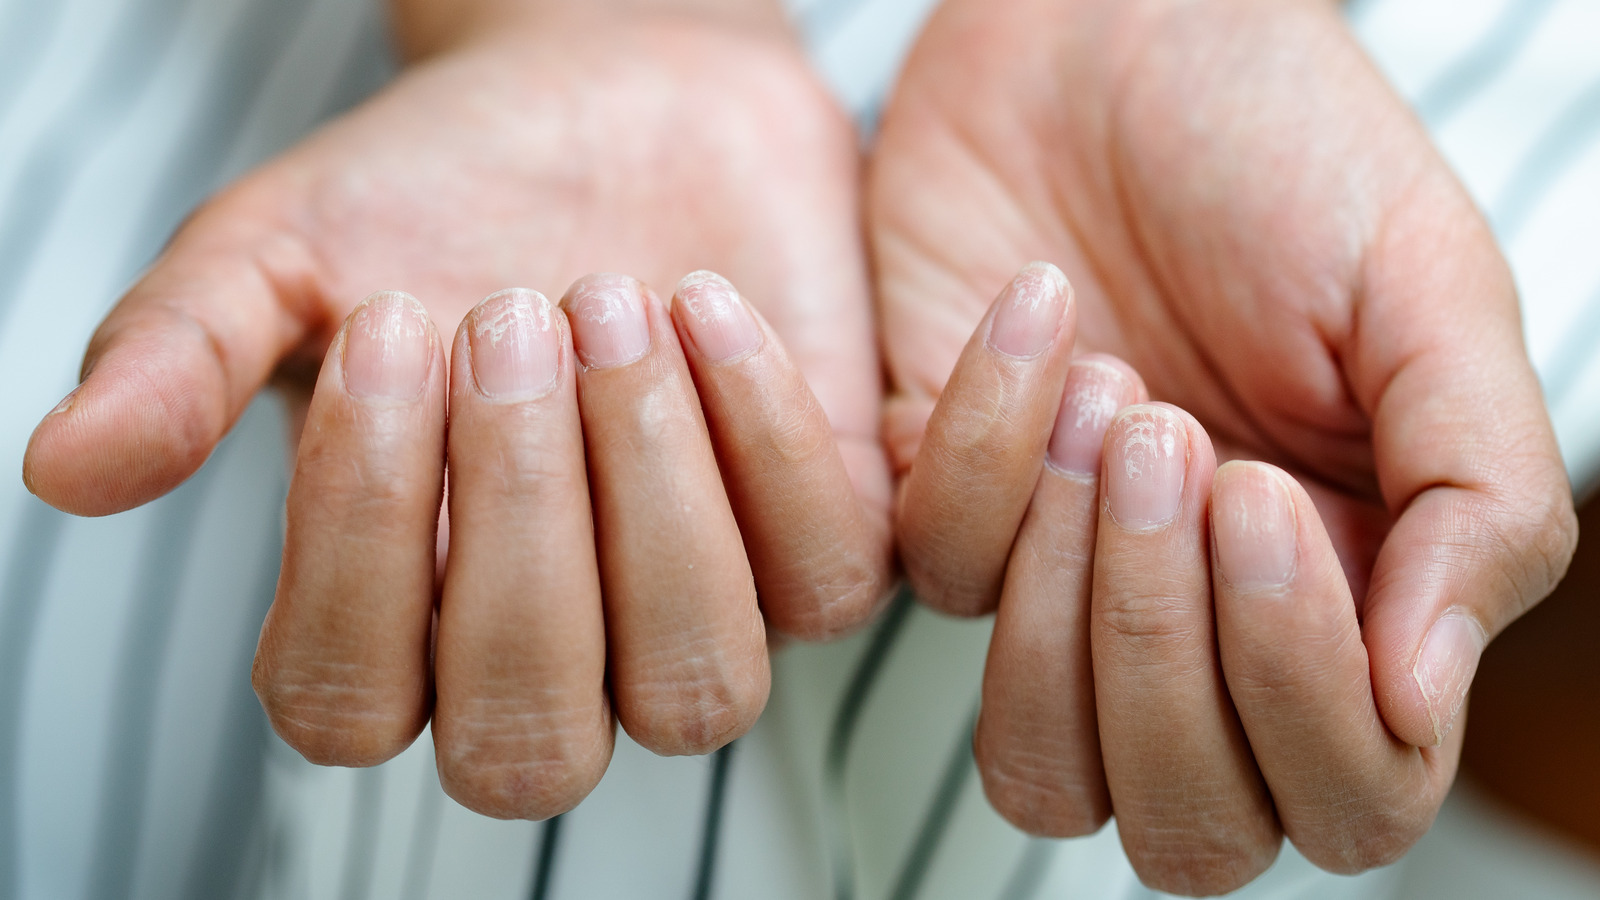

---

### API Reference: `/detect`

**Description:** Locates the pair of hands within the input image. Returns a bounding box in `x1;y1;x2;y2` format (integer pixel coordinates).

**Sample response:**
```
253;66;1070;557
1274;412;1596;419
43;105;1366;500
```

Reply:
21;0;1578;893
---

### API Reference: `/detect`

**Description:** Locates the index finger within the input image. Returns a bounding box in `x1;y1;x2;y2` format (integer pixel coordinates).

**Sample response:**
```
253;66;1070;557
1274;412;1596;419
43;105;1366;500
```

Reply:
897;262;1078;616
1352;187;1578;748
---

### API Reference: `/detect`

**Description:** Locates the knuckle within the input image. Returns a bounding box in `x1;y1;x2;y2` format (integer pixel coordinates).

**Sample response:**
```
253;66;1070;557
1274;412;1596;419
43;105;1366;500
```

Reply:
776;554;890;641
975;738;1109;838
1095;585;1207;655
1222;629;1363;709
1291;798;1434;874
436;701;611;821
1475;484;1580;617
905;559;997;618
618;642;768;756
1127;833;1281;898
252;654;422;767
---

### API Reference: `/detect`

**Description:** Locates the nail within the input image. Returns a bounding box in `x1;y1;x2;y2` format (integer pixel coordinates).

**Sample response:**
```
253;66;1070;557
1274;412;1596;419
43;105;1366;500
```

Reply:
467;289;562;401
1213;463;1298;590
675;270;762;361
987;261;1070;359
1104;405;1187;530
44;385;82;420
564;274;650;369
1413;612;1487;745
343;291;433;400
1047;360;1135;477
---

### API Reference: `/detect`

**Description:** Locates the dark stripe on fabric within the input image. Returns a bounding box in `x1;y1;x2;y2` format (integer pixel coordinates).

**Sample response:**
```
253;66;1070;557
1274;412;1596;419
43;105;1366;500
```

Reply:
0;0;192;324
995;840;1056;900
400;764;445;900
529;815;565;900
690;742;738;900
0;0;69;121
84;462;220;900
1494;72;1600;239
0;501;68;898
180;477;286;900
886;705;978;900
824;586;917;900
338;766;388;900
1414;0;1558;123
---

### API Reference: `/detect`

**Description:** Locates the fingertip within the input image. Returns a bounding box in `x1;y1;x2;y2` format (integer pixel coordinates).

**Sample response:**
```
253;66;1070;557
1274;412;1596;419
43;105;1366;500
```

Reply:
24;341;224;516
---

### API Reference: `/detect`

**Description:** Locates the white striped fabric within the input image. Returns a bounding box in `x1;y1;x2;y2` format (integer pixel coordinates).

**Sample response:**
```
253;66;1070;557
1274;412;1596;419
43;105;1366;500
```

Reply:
0;1;1597;899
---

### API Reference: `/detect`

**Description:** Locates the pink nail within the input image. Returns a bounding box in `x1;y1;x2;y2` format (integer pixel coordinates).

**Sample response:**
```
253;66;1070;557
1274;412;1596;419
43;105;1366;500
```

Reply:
468;289;561;401
564;274;650;369
1047;360;1135;476
675;271;762;361
987;261;1070;359
1213;463;1298;590
1104;405;1187;530
343;291;433;400
1414;612;1487;745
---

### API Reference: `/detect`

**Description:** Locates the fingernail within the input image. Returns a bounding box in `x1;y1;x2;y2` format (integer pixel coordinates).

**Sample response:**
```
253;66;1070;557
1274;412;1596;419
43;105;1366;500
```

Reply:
564;274;650;369
467;289;562;401
1213;464;1298;590
987;262;1071;358
44;386;81;419
343;291;433;400
1414;612;1487;745
1104;406;1186;529
675;270;762;361
1047;360;1135;477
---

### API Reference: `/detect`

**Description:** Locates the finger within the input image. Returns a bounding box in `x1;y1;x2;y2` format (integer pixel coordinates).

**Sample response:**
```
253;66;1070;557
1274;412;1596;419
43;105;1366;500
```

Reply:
670;271;892;640
976;355;1144;837
24;197;320;516
1211;461;1458;873
432;289;614;820
1091;404;1279;896
897;262;1077;616
1352;187;1579;748
253;291;445;766
563;273;769;756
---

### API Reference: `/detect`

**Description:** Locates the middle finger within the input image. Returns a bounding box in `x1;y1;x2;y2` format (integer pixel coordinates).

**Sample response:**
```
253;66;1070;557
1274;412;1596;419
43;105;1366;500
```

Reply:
1091;404;1279;895
563;273;769;757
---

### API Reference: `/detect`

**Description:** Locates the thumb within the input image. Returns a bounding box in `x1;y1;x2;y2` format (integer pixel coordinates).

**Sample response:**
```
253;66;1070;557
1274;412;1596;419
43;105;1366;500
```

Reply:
24;199;320;516
1356;191;1579;748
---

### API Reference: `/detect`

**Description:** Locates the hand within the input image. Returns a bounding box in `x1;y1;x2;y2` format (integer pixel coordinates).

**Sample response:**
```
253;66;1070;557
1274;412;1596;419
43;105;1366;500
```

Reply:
24;6;891;819
872;0;1578;892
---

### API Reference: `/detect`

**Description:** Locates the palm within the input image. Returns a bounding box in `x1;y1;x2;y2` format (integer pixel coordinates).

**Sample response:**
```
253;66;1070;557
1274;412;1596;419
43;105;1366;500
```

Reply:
220;17;883;499
871;0;1504;593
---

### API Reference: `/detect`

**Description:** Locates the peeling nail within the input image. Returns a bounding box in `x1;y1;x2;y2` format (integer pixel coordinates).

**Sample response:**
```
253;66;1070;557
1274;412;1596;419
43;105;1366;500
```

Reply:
343;291;433;401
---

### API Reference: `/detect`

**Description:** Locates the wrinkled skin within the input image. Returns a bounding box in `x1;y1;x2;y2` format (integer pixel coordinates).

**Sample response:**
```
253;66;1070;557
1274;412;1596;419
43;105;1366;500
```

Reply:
25;11;892;818
873;0;1577;892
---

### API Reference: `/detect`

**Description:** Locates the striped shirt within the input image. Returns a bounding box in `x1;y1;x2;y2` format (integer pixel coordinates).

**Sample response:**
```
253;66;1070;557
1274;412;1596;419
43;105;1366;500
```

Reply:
1;1;1598;898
